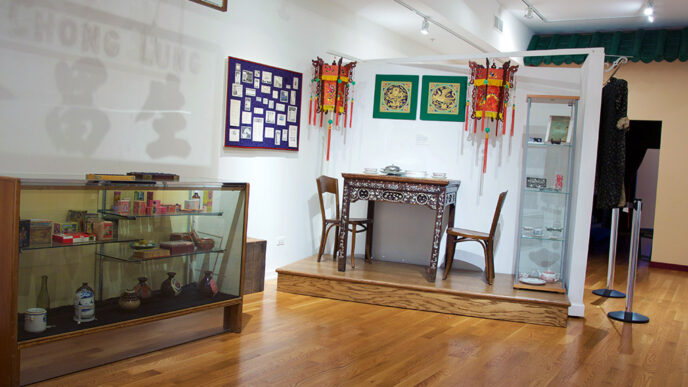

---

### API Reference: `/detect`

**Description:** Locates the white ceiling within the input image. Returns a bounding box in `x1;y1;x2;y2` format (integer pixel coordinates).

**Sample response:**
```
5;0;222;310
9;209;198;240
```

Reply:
500;0;688;34
328;0;482;56
328;0;688;58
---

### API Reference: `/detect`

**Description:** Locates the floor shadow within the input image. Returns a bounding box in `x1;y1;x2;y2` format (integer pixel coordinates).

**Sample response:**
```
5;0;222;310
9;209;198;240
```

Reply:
46;57;109;156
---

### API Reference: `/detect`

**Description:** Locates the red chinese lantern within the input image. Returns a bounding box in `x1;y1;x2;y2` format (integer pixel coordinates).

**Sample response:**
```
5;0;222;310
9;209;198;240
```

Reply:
467;59;518;173
310;57;356;161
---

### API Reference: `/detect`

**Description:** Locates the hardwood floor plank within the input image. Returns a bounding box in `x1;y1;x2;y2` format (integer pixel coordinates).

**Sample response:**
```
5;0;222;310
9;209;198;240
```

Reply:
33;245;687;386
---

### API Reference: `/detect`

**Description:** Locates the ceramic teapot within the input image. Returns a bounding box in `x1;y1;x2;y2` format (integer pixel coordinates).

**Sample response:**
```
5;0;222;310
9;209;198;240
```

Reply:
381;164;403;175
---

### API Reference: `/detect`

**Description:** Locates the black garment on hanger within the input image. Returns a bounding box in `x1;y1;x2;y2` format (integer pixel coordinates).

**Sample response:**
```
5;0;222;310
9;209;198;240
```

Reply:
595;77;629;209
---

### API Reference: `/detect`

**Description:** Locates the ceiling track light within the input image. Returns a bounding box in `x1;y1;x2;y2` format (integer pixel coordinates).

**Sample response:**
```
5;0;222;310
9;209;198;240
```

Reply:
524;7;534;19
648;15;655;23
643;1;654;16
420;18;430;35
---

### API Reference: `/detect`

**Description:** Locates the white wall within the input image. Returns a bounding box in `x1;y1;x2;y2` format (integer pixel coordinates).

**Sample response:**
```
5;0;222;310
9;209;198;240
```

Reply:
637;149;659;230
0;0;441;279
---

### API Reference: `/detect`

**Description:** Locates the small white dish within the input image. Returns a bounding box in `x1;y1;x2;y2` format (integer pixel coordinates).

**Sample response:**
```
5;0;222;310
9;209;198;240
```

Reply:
405;171;427;178
363;168;378;174
519;277;546;285
431;172;447;178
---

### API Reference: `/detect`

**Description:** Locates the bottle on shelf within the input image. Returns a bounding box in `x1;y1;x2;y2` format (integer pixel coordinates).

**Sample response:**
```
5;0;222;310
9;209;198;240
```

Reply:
36;275;50;310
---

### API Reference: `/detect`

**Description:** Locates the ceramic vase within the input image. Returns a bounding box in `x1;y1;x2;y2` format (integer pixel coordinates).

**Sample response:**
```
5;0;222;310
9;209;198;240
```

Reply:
118;289;141;311
161;272;182;297
36;275;50;310
133;277;153;301
198;271;218;297
73;282;95;323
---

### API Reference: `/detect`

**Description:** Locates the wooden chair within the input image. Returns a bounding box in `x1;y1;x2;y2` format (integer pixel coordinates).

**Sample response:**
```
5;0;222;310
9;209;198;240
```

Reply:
316;175;372;268
442;191;507;284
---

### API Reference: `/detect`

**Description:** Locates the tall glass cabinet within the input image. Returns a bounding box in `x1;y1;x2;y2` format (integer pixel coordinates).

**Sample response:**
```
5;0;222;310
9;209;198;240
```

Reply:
514;95;578;294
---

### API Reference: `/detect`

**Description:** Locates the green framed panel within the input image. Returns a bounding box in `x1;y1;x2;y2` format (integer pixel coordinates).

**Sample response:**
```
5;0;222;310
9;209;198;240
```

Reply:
372;74;419;120
419;75;468;122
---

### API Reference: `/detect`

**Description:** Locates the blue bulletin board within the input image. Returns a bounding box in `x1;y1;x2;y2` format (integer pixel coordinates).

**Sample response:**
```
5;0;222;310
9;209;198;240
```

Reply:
225;57;302;151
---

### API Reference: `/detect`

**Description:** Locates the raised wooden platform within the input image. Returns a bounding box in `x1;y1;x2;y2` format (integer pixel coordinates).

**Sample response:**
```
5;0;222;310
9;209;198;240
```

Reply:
276;256;570;327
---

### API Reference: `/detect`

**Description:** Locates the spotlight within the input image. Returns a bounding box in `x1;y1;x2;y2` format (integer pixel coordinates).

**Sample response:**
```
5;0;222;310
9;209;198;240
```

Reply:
648;15;655;22
643;1;654;16
524;7;534;19
420;18;430;35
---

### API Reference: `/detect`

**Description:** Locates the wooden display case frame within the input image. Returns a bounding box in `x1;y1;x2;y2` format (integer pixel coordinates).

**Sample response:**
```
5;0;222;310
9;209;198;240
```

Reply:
0;177;249;386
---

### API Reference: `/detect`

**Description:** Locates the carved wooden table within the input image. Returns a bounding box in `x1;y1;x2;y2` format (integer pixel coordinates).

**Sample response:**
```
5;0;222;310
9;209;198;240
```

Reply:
336;173;460;282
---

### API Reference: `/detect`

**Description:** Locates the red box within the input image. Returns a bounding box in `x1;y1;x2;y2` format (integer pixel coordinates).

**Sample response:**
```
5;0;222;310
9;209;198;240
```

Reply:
94;221;114;240
52;234;74;244
159;241;195;255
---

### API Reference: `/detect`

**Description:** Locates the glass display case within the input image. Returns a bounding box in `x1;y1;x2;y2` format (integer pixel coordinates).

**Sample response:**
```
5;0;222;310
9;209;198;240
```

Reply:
514;95;578;293
1;177;248;384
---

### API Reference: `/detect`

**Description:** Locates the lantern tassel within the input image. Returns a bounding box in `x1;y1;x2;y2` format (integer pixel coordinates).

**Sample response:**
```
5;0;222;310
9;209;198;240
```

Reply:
308;96;313;126
326;118;333;161
510;103;516;136
320;110;324;128
480;109;486;133
483;128;490;174
313;97;318;126
463;103;469;132
349;98;354;128
343;102;348;129
335;109;340;127
502;102;508;136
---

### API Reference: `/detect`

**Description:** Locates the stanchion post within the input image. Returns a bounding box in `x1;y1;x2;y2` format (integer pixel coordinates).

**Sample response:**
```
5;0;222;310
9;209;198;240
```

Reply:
609;199;650;323
593;207;626;298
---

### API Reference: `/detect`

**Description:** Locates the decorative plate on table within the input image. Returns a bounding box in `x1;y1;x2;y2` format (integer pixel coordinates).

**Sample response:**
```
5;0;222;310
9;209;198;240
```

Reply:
519;277;546;285
130;241;158;250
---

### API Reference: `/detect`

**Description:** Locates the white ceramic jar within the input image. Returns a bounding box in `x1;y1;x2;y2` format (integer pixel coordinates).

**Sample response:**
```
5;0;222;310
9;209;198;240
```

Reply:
24;308;47;333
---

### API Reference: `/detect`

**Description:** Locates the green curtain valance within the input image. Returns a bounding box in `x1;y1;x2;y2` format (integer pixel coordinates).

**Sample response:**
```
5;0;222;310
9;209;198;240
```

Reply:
525;27;688;66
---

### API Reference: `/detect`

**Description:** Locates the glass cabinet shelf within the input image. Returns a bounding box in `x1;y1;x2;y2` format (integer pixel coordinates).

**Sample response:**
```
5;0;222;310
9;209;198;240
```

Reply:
20;237;140;252
520;235;565;242
526;142;573;148
99;209;224;220
524;188;570;195
96;248;226;263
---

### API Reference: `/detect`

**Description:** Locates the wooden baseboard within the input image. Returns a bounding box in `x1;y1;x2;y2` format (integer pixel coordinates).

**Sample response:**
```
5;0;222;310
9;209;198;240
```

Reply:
649;261;688;272
277;273;568;327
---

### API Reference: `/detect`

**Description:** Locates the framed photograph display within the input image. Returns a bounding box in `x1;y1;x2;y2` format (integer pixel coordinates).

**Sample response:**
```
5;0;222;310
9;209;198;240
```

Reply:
545;115;573;143
225;57;302;151
189;0;227;12
372;74;419;120
419;75;468;122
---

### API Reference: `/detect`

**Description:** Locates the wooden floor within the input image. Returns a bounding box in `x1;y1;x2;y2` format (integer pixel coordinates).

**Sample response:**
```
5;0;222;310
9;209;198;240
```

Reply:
277;255;570;327
34;241;688;386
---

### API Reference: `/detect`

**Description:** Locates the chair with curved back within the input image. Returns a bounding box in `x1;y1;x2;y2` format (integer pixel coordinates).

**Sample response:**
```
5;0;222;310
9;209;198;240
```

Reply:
316;175;372;268
442;191;507;284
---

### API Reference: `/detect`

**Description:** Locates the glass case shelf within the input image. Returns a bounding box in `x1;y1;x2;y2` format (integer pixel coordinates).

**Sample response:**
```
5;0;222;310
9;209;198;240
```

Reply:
17;284;240;343
524;188;570;195
527;142;572;148
520;235;565;242
20;237;139;252
97;248;226;263
99;209;224;220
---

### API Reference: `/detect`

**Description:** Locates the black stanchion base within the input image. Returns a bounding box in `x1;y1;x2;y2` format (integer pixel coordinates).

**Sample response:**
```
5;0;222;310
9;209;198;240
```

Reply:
608;311;649;323
592;288;626;298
